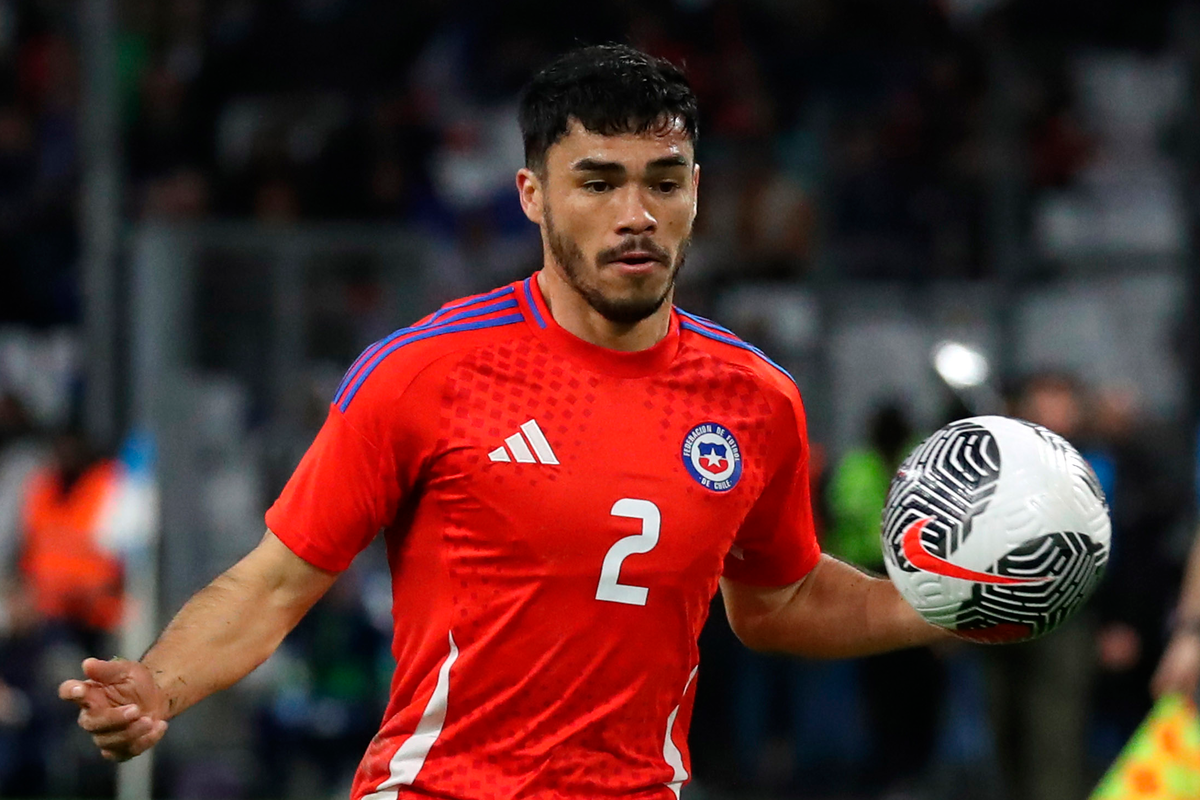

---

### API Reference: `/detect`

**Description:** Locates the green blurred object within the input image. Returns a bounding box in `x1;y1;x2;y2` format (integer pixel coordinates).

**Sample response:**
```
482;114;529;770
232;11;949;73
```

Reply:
1090;693;1200;799
825;448;891;569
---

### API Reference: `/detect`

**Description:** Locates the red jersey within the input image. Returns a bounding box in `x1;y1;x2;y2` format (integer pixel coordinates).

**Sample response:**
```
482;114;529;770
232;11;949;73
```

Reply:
266;273;821;800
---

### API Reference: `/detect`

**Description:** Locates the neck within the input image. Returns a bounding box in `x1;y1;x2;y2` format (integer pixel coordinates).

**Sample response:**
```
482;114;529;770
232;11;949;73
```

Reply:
536;267;673;352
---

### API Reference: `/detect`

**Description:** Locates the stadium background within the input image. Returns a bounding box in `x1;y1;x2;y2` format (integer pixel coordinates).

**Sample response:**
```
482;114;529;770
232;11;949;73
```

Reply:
0;0;1198;798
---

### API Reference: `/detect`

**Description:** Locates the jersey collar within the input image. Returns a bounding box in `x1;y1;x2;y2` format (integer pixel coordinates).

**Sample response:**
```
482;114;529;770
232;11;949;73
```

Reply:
517;272;681;378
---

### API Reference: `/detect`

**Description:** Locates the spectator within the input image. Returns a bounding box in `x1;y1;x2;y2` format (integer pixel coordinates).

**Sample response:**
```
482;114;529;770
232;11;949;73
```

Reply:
18;426;125;641
987;372;1102;800
9;425;128;796
826;402;947;796
1150;425;1200;702
0;391;44;795
254;564;390;798
1084;387;1190;766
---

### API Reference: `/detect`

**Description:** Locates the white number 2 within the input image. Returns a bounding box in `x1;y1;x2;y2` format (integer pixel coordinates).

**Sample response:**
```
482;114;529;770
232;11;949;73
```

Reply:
595;498;661;606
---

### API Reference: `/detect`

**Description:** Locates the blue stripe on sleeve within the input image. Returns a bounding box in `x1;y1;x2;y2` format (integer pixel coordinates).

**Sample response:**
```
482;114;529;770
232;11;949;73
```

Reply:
333;287;516;404
337;313;523;411
679;318;797;386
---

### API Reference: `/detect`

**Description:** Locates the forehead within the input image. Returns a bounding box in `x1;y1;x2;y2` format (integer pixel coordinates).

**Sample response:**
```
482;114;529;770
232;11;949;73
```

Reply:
545;118;694;171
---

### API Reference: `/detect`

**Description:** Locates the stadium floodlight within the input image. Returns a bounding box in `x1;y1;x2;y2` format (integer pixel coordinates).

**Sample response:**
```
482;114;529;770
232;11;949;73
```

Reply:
933;341;990;390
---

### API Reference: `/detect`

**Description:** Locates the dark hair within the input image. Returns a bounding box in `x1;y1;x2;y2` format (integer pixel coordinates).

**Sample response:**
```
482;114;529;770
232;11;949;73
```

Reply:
518;44;698;171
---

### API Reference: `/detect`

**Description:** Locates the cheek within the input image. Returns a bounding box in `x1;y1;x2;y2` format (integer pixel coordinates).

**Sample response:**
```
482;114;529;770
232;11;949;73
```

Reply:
559;200;610;244
662;201;696;237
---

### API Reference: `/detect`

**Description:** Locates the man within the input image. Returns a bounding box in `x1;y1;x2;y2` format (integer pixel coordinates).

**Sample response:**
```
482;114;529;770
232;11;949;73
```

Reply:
60;45;944;799
825;403;945;795
1151;429;1200;700
987;372;1107;800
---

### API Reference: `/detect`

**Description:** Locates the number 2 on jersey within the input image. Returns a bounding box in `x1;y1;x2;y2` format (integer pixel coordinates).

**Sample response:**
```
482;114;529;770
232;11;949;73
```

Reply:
595;499;660;606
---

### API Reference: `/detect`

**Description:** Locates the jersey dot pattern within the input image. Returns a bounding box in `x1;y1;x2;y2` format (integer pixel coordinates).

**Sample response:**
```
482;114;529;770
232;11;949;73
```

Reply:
266;274;821;799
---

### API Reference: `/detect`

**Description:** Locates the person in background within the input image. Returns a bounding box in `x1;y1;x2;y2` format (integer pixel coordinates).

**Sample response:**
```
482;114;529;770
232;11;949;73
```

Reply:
254;565;390;799
826;402;946;797
0;392;45;795
0;391;44;622
989;372;1104;800
1085;385;1189;764
14;424;125;797
1151;427;1200;700
18;426;124;647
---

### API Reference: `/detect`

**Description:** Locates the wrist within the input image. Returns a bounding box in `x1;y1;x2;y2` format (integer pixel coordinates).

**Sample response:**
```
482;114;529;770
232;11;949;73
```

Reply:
136;659;177;719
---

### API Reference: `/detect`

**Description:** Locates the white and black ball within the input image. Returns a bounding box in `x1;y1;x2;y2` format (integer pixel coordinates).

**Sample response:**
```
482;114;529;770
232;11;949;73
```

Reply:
882;416;1111;643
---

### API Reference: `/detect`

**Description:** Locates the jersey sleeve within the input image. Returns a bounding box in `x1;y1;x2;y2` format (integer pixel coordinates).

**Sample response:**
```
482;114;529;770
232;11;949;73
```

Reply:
721;384;821;587
265;348;439;572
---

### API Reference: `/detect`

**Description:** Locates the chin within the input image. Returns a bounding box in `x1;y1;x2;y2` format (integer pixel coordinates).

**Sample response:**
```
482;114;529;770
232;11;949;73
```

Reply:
592;287;671;325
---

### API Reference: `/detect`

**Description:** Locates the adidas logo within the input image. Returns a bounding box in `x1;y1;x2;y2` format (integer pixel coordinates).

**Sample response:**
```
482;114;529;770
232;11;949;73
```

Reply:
488;420;559;464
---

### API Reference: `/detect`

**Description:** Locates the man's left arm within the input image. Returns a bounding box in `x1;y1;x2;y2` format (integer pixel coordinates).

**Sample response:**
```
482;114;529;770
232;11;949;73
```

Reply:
721;554;950;658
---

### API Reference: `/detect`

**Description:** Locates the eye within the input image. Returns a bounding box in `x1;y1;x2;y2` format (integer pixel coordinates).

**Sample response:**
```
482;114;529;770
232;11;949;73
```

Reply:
583;181;612;194
656;181;680;194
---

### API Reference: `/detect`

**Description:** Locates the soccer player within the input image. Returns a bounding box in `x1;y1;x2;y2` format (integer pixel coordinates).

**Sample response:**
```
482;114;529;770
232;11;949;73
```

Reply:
59;44;946;798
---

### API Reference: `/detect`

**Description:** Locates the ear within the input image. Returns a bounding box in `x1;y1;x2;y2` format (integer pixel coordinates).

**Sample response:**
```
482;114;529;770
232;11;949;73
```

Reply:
516;168;543;225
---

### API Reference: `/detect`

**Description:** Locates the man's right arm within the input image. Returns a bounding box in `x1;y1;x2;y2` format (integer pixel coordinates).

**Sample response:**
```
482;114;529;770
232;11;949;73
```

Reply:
59;530;338;761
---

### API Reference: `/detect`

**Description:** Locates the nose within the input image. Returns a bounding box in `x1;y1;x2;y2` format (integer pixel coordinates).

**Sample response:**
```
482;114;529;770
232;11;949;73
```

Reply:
615;187;657;236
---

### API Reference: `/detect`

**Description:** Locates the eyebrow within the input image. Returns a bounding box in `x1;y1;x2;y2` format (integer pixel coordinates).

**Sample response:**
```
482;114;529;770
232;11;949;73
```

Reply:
571;158;624;173
647;155;690;170
570;154;691;173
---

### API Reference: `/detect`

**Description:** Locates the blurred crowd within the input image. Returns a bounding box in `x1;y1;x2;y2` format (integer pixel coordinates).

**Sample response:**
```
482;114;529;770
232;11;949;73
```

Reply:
685;374;1196;800
0;0;1185;330
0;0;1197;799
4;367;1190;800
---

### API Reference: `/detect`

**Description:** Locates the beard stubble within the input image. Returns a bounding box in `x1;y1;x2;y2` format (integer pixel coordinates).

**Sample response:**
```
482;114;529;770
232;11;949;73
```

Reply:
544;203;688;326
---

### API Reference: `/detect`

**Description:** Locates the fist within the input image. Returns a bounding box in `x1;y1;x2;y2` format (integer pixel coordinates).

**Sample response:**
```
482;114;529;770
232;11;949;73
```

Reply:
58;658;170;762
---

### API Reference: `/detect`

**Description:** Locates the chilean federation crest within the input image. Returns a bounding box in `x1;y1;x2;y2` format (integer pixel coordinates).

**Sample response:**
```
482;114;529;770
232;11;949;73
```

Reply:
682;422;743;492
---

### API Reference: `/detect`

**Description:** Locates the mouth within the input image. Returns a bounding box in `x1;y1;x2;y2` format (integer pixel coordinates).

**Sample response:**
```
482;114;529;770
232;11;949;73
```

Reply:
608;252;665;270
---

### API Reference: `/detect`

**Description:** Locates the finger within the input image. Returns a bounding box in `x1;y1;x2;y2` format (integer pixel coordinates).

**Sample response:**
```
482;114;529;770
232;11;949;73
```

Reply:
78;704;141;734
59;679;89;703
82;657;133;685
92;716;155;749
60;679;114;712
99;720;167;762
127;720;168;757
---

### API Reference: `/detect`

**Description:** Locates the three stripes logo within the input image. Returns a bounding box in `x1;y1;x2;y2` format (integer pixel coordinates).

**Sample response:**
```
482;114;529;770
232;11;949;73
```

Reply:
488;419;559;465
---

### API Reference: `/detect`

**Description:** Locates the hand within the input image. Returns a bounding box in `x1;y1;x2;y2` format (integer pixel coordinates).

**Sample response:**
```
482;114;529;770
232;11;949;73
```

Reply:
1151;631;1200;700
58;658;170;761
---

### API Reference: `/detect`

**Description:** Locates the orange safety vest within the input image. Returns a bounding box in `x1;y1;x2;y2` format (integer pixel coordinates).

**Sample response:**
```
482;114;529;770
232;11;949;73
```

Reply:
19;459;124;631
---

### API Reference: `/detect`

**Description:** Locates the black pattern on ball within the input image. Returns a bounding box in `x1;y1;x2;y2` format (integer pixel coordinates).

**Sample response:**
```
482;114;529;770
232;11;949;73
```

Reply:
883;420;1000;571
953;531;1108;638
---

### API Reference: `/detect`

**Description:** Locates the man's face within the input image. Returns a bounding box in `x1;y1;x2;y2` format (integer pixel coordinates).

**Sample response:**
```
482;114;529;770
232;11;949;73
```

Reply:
520;119;698;325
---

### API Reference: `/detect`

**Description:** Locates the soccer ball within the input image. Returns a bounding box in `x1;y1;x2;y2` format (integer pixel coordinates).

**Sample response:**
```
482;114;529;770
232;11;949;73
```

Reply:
881;415;1111;643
